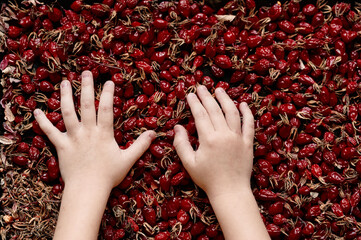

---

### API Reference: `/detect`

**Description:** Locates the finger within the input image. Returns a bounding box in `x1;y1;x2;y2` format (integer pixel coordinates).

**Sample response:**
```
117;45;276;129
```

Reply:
80;71;96;127
60;80;79;132
187;92;214;140
215;88;241;133
239;102;255;139
173;125;195;170
196;85;227;131
34;109;63;146
123;130;156;166
97;81;115;130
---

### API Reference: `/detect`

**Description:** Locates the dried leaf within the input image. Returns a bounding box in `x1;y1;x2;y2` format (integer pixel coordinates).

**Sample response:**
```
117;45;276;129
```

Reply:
4;6;18;20
9;77;20;83
1;86;13;109
2;66;15;74
0;13;11;33
4;103;15;122
310;192;319;198
0;58;8;70
215;15;236;22
21;0;43;6
26;63;33;69
3;121;16;135
0;136;15;145
0;23;7;34
0;147;6;166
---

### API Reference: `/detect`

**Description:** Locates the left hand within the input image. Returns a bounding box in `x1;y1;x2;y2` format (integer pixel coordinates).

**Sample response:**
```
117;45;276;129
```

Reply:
173;85;255;198
34;70;155;190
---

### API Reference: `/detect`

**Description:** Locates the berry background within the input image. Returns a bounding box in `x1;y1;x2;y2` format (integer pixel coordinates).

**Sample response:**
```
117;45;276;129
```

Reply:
2;0;361;239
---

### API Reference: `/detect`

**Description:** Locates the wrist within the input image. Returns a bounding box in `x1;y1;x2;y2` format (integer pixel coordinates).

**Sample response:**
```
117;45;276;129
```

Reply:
54;176;113;240
206;183;253;202
63;178;113;197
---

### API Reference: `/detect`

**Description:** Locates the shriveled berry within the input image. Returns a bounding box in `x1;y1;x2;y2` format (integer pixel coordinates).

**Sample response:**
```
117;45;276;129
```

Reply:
214;55;232;69
12;156;28;166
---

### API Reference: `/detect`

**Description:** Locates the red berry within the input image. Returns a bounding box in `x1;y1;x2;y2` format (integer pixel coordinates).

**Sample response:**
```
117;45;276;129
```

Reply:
267;224;281;237
12;156;28;166
40;81;54;92
303;4;318;16
8;26;22;39
47;98;60;110
32;135;46;149
191;222;205;236
205;224;218;237
52;184;63;194
223;30;236;44
155;232;170;240
48;8;62;22
214;55;232;69
22;83;36;94
177;209;190;225
70;0;83;12
154;19;168;29
143;206;156;226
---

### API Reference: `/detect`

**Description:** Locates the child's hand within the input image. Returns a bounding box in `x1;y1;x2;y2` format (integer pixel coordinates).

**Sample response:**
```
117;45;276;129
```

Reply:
173;85;254;198
173;86;269;240
34;71;155;189
35;71;155;239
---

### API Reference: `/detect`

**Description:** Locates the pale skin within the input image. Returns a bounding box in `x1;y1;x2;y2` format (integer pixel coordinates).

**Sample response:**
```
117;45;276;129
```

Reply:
173;85;270;240
34;70;270;240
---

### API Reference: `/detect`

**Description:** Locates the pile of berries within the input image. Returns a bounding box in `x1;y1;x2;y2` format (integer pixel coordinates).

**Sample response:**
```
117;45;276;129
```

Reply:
1;0;361;239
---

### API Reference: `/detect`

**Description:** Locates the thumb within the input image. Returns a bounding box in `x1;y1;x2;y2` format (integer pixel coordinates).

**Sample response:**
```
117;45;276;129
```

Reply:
124;130;156;164
173;125;195;169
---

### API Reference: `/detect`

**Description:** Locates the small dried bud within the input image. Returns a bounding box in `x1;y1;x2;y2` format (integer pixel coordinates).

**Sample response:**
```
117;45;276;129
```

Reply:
3;215;13;223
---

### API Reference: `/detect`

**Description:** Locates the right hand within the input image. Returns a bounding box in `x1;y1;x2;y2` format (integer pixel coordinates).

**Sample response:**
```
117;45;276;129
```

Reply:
173;85;255;198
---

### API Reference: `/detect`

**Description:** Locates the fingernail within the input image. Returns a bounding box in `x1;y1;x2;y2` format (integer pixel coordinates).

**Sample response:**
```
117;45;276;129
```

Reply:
241;102;248;107
198;85;206;91
148;130;156;139
34;109;41;116
174;125;180;133
105;81;114;87
187;93;196;99
216;87;224;93
61;80;68;88
82;71;92;78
